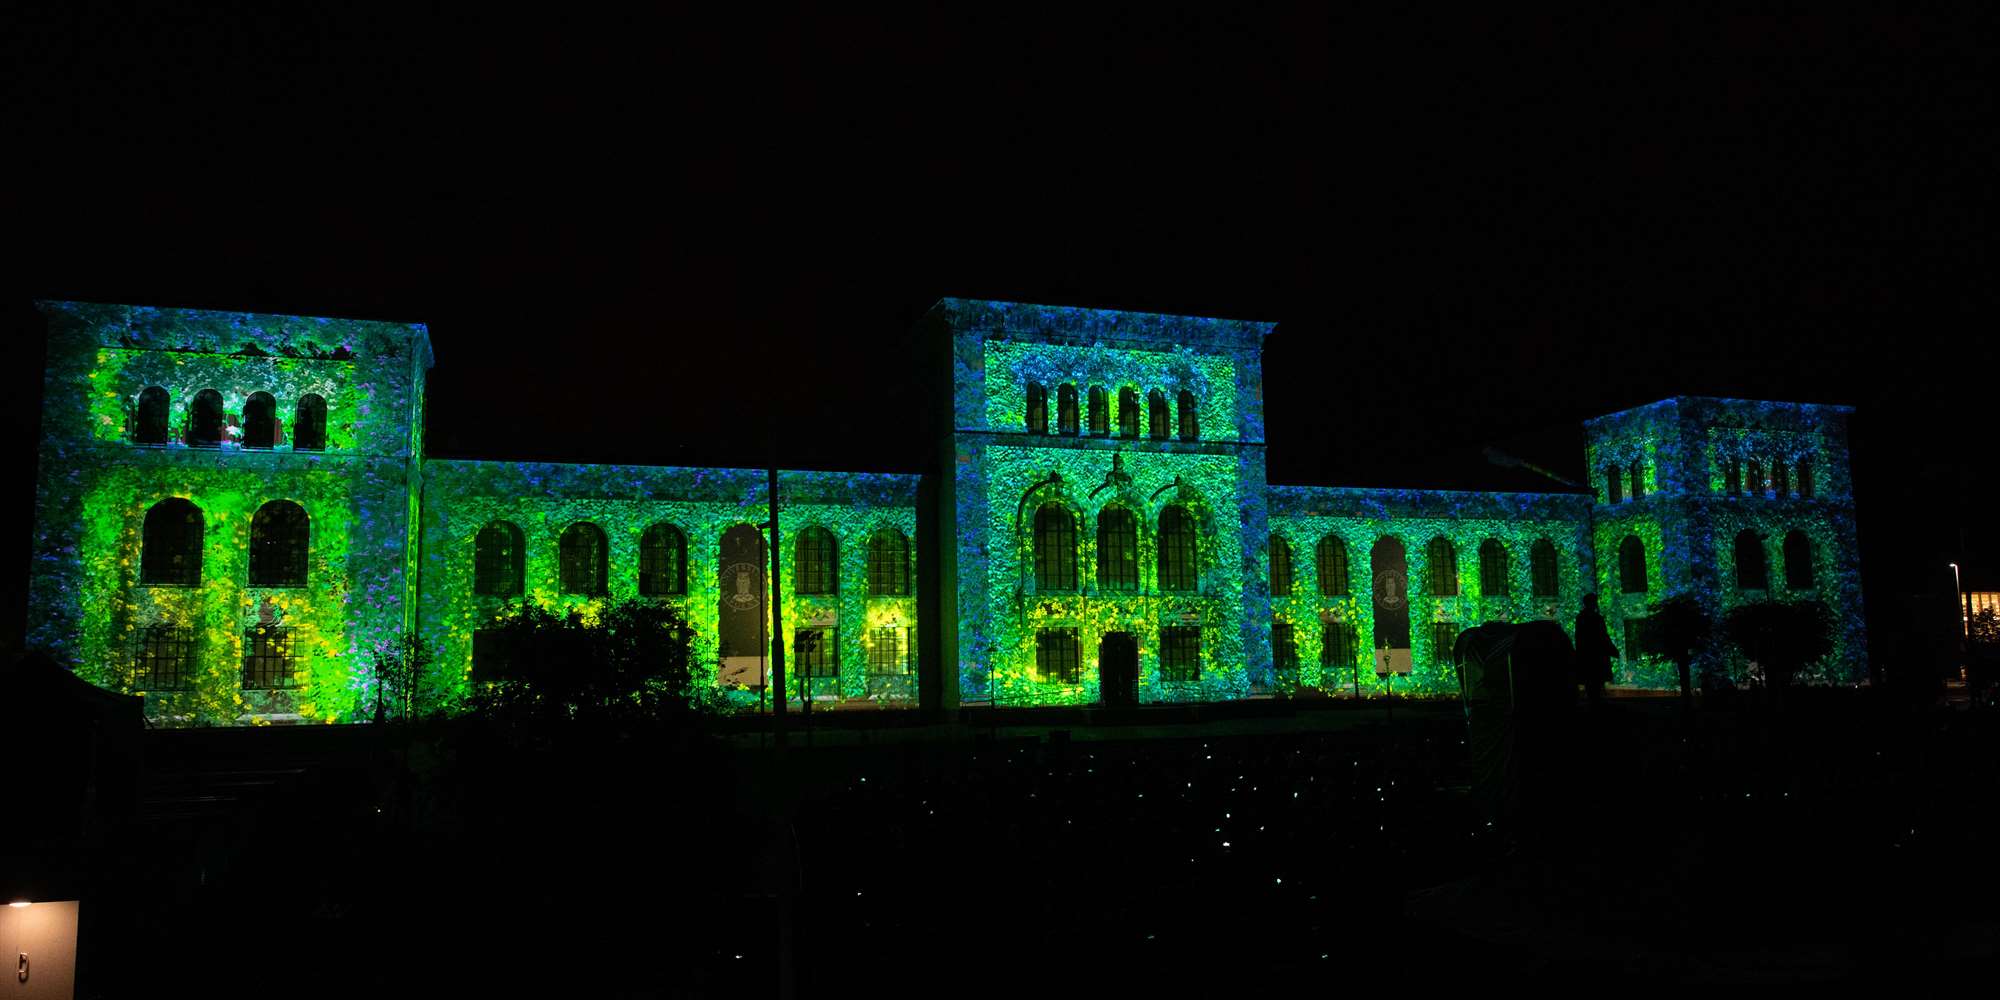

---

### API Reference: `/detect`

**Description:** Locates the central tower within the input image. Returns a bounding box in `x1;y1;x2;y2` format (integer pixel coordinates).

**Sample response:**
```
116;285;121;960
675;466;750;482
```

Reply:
930;299;1275;708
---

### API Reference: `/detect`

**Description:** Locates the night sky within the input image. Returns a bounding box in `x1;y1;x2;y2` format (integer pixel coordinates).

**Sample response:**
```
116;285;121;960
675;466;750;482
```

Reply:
5;9;1993;644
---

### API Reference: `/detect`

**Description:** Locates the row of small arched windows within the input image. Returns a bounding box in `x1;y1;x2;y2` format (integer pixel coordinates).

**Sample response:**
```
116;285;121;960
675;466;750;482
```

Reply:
1028;503;1200;592
140;497;310;587
1722;456;1815;499
132;386;329;450
1270;535;1565;599
1607;528;1816;595
1026;384;1199;441
1603;460;1648;503
471;522;913;598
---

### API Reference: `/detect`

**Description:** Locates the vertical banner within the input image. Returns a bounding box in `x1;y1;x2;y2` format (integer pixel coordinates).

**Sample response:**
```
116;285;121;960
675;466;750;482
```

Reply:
1371;536;1413;674
717;524;768;688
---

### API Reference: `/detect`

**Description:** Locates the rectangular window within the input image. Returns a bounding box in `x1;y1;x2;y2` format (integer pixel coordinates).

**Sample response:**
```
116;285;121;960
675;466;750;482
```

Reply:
1160;625;1201;683
1321;623;1356;674
796;627;839;678
1035;627;1080;683
136;626;194;691
242;626;296;690
868;626;912;675
1272;622;1298;672
1430;621;1459;667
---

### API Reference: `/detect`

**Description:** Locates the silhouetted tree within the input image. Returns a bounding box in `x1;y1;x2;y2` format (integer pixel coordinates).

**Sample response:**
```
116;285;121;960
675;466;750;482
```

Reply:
1647;593;1712;711
470;598;704;735
1723;599;1833;703
371;631;437;723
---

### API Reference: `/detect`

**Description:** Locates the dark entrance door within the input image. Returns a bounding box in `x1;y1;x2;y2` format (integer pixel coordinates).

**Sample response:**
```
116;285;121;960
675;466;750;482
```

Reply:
1100;632;1138;707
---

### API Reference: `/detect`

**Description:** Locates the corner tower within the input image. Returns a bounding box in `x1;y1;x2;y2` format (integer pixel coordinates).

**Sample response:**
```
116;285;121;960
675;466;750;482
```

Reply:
930;299;1274;708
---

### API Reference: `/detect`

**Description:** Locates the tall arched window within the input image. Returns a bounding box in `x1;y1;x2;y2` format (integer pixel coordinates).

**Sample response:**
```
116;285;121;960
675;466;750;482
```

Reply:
795;526;838;595
242;392;278;449
249;500;310;587
1604;467;1623;504
141;498;204;585
1629;460;1644;500
1315;535;1349;597
1478;539;1509;596
1796;457;1814;498
1158;505;1198;592
1025;383;1048;434
294;394;328;451
1746;459;1763;497
1267;534;1293;597
1530;538;1559;598
640;523;688;595
135;386;170;444
1057;384;1079;435
559;522;609;596
1619;535;1648;594
474;521;525;596
1772;459;1789;499
1087;386;1108;435
1177;390;1198;441
1098;508;1138;593
1147;390;1170;439
1426;537;1458;596
1724;457;1741;495
1783;529;1815;590
187;389;224;447
867;528;910;595
1118;388;1140;438
1033;505;1076;592
1735;530;1768;591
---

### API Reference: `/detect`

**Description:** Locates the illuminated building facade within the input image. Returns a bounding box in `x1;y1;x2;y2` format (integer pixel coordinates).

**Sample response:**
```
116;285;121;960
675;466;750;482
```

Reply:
28;299;1866;723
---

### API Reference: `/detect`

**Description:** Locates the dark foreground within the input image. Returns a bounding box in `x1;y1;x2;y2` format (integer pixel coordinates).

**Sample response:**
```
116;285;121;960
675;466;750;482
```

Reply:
14;693;2000;995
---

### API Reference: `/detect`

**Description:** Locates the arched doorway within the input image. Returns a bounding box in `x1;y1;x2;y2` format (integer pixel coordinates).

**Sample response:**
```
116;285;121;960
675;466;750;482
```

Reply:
1100;631;1138;707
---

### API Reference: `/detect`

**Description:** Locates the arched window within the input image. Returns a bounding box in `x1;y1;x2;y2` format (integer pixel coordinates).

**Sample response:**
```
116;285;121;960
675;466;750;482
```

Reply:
559;522;609;596
1629;460;1644;500
1746;459;1763;497
1147;390;1170;439
1315;535;1349;596
474;521;524;596
1088;386;1108;435
1426;537;1458;596
640;523;688;596
1057;384;1079;435
1267;534;1293;597
1158;505;1198;592
1098;508;1138;593
135;386;170;444
141;498;204;585
1530;538;1559;598
242;392;278;449
1604;467;1623;504
1033;505;1076;592
1724;457;1741;495
1735;530;1768;590
294;394;328;451
1796;457;1814;498
867;528;910;596
1025;383;1048;434
1478;539;1509;596
1619;535;1648;594
1177;390;1198;441
249;500;309;587
795;526;838;595
1118;388;1140;438
1783;529;1815;590
1772;459;1789;499
187;389;224;447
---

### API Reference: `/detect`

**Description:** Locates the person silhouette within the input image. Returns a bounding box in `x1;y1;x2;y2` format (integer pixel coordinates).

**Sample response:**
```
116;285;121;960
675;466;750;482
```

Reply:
1574;593;1617;708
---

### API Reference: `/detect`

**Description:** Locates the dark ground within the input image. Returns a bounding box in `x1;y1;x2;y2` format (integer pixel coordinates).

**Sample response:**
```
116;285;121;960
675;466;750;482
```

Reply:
19;692;2000;996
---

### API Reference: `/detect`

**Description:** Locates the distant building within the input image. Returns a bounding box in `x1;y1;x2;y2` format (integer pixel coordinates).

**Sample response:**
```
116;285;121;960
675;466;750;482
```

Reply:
27;299;1866;723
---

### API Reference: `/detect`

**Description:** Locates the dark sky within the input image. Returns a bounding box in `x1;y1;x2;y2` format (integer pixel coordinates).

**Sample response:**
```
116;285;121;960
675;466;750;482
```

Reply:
5;8;1995;629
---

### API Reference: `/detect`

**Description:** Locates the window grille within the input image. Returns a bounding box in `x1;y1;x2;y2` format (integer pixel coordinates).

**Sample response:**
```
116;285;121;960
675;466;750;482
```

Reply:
136;626;194;690
559;523;609;596
1316;535;1348;596
1320;623;1358;674
1033;505;1077;591
795;627;839;677
242;626;296;689
640;524;687;595
1430;621;1459;666
869;626;912;675
1478;539;1509;596
475;521;524;596
1098;508;1138;592
795;527;838;595
1268;535;1293;596
1034;627;1080;683
1427;537;1458;596
1160;625;1201;682
867;529;910;595
1157;506;1197;592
